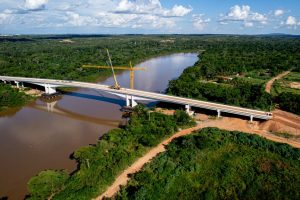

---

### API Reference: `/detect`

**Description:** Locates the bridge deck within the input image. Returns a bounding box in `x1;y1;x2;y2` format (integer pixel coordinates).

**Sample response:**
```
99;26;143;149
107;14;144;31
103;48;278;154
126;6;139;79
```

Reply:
0;76;272;120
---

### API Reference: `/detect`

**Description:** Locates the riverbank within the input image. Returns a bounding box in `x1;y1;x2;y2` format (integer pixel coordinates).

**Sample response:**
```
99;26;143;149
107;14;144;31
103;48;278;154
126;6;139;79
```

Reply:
27;107;196;199
0;84;35;115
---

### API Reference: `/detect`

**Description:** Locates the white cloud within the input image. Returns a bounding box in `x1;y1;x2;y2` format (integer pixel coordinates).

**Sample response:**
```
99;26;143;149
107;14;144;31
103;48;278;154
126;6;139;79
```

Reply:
286;16;297;26
94;12;175;29
65;11;97;27
227;5;250;20
283;16;300;29
220;5;267;27
164;5;192;17
192;14;210;31
244;21;253;27
115;0;192;17
274;9;284;16
0;9;13;24
0;0;192;32
24;0;48;10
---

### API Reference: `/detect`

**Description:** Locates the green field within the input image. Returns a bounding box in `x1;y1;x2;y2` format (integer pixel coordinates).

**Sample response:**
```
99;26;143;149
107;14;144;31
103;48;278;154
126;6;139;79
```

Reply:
284;72;300;82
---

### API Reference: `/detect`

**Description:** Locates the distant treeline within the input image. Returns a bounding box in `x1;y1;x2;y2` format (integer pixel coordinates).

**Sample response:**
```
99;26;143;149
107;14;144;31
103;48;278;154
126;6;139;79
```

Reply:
116;128;300;200
1;35;299;82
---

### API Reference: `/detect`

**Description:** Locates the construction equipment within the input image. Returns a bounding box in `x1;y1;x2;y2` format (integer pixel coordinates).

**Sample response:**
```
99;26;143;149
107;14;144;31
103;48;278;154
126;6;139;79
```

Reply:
83;50;146;89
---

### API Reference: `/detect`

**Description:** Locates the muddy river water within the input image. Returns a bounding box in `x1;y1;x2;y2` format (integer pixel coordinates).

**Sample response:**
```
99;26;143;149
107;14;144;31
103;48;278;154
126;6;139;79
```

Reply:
0;53;198;199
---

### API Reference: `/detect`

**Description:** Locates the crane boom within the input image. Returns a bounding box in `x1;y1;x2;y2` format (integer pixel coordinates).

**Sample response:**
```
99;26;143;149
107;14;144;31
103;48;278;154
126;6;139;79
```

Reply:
82;49;146;89
106;49;120;89
82;65;146;70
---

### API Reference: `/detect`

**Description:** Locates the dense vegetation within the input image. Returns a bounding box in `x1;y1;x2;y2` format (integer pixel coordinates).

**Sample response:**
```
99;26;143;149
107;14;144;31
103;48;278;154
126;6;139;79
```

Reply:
1;35;299;82
116;128;300;200
0;35;199;82
166;36;300;112
198;39;299;78
1;35;299;112
0;84;30;112
277;92;300;115
27;106;195;200
168;65;273;110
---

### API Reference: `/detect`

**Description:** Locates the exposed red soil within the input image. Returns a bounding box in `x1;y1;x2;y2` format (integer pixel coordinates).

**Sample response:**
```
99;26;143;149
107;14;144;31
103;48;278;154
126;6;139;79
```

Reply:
265;70;291;93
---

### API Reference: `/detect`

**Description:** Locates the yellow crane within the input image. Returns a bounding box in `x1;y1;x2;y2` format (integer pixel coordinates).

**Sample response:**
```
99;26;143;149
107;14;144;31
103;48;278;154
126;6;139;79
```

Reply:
83;49;146;89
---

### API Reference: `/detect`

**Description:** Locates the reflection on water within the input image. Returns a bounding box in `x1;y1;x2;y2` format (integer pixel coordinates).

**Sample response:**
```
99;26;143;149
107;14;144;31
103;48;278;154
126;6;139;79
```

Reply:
0;53;198;199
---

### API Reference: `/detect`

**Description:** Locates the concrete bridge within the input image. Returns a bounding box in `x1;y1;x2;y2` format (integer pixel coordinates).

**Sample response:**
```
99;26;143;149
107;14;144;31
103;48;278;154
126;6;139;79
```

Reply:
0;76;273;121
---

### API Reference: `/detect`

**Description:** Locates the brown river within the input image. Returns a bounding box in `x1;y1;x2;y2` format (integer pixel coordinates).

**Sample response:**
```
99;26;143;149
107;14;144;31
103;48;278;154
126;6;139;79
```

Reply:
0;53;198;199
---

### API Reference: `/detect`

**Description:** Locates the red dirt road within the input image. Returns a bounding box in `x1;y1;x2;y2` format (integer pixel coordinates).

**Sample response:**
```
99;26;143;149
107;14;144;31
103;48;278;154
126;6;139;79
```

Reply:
265;70;291;93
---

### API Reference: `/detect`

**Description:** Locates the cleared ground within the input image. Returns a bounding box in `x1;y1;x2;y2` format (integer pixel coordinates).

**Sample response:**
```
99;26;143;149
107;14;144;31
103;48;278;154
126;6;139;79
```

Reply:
265;70;291;93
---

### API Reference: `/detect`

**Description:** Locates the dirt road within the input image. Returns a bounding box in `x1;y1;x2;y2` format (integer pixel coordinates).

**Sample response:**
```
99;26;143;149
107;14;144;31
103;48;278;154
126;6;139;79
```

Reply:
96;115;300;199
265;70;291;93
95;125;202;200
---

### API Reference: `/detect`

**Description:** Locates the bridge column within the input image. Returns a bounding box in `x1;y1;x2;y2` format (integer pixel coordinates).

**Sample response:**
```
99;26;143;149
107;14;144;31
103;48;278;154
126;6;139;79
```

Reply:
44;84;56;95
14;81;19;88
125;95;138;107
217;109;221;118
185;105;190;113
131;96;138;107
250;115;254;123
125;95;130;107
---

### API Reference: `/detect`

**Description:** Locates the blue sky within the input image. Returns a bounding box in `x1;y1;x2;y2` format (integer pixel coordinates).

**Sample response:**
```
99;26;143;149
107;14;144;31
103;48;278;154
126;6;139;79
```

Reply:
0;0;300;34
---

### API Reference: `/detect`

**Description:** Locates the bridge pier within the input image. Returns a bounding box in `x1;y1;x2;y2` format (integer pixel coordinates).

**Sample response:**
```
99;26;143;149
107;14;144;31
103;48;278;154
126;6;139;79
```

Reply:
44;84;57;95
185;105;194;116
14;81;19;88
125;95;138;107
250;115;254;123
185;105;190;113
217;109;221;118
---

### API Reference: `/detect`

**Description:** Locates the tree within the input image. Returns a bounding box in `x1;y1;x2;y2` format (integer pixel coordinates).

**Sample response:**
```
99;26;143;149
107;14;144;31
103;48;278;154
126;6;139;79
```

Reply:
27;170;68;200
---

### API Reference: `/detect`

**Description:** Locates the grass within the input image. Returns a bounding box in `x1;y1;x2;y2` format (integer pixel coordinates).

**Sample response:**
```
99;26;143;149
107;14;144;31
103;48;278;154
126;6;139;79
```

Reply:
271;131;300;140
283;72;300;82
271;79;300;96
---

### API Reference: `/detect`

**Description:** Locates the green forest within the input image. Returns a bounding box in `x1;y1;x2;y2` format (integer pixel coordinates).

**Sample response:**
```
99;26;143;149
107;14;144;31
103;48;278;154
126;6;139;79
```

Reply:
1;35;299;82
2;35;299;113
115;128;300;200
27;106;195;200
0;83;30;112
167;67;273;110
